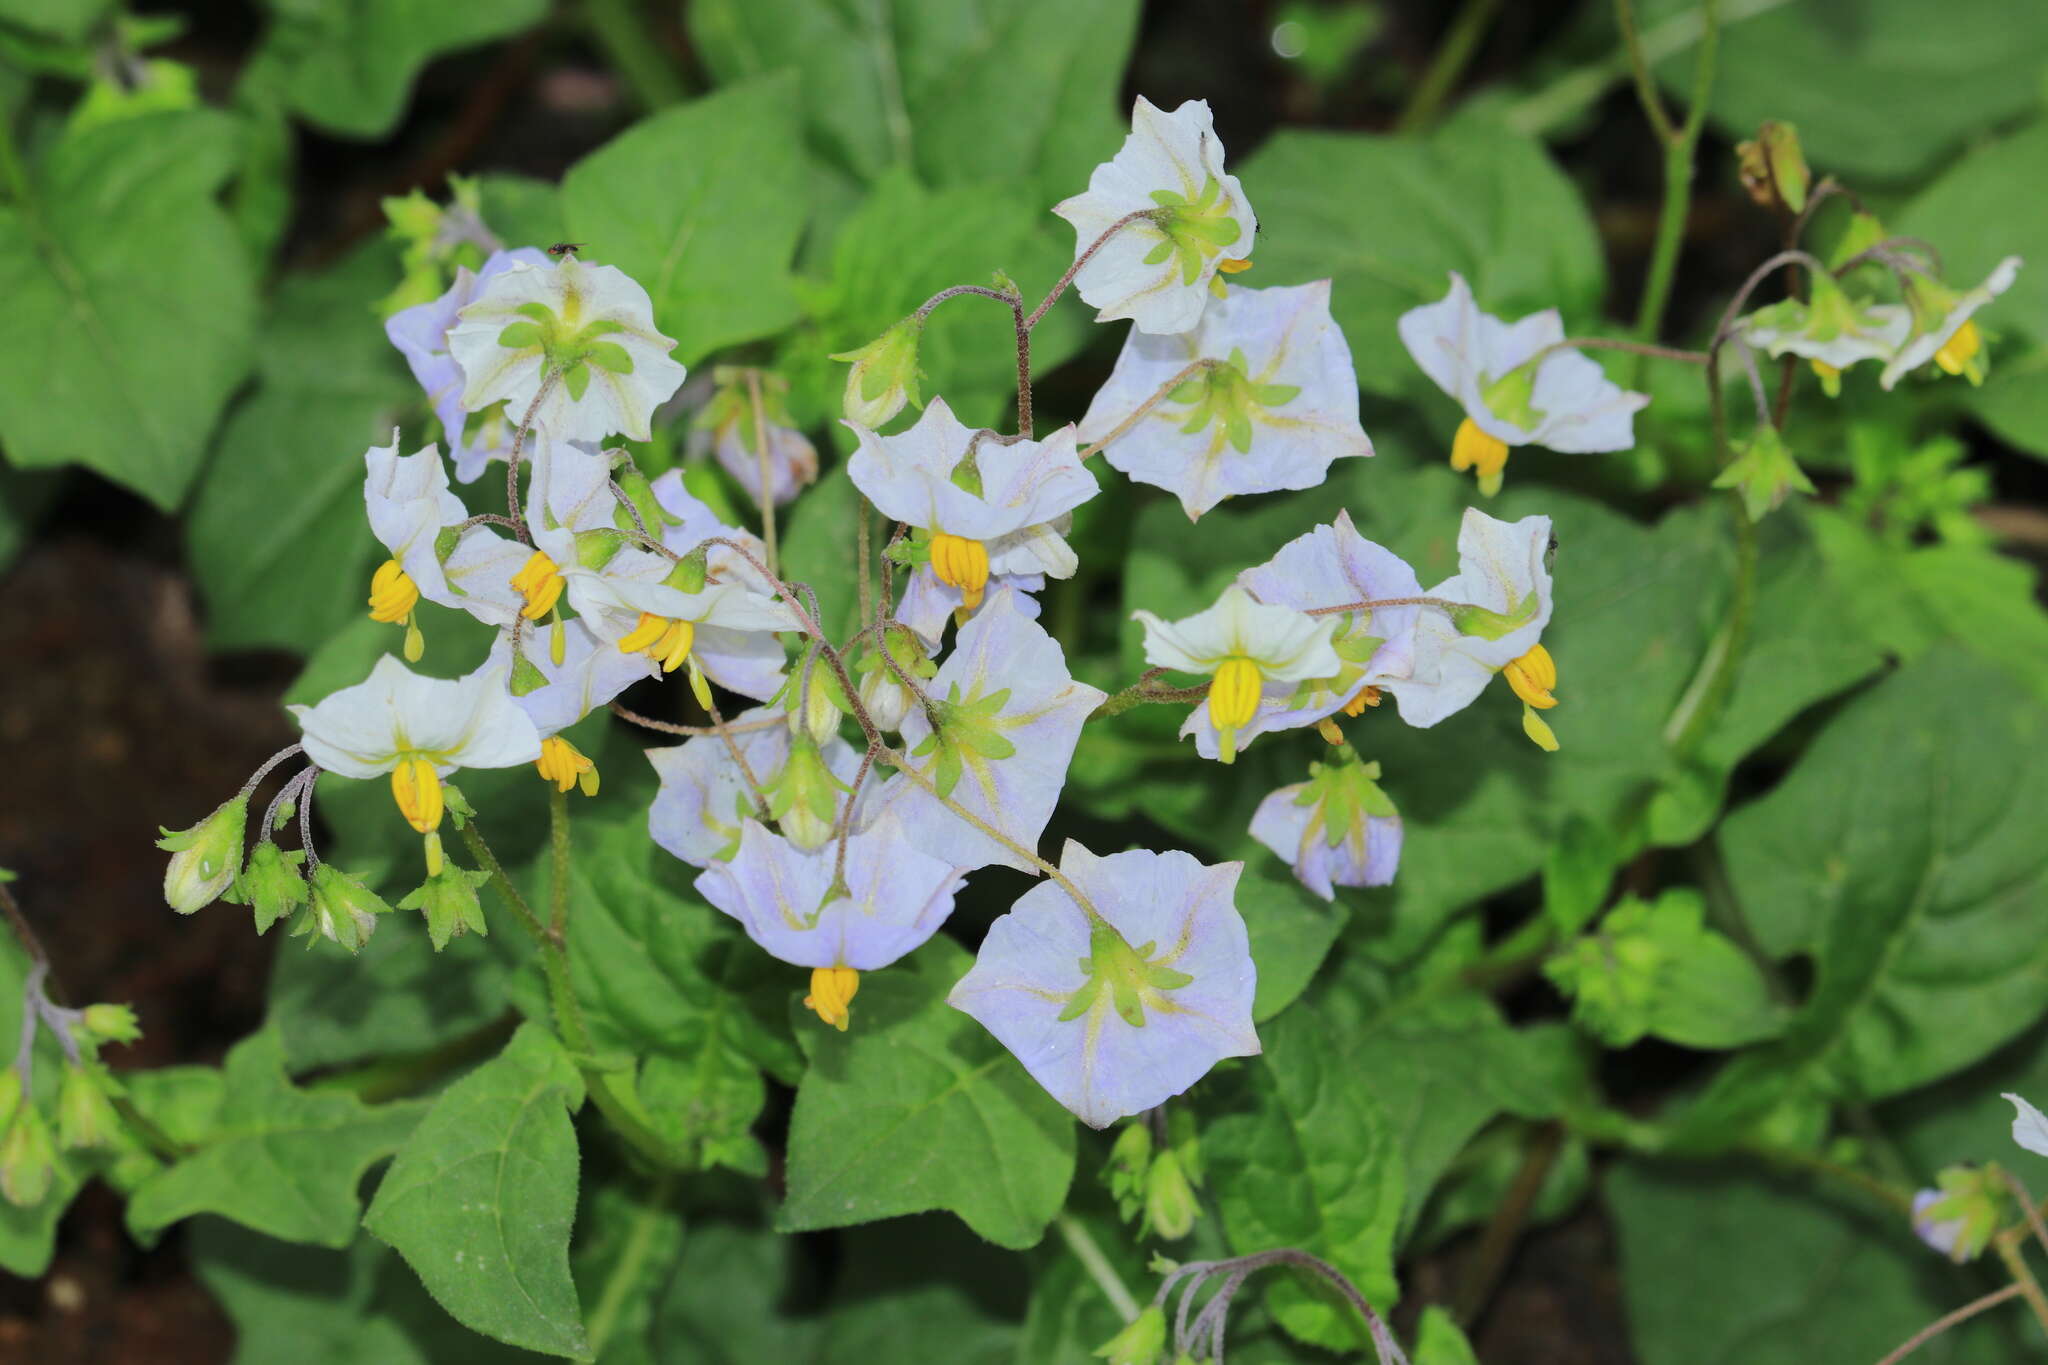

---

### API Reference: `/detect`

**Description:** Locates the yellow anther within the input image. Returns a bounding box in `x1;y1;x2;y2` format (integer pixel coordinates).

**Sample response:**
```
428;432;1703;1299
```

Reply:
618;612;694;673
1450;417;1511;497
1935;319;1981;377
367;559;420;624
1316;717;1345;745
804;966;860;1031
1207;657;1262;733
510;550;565;620
929;532;990;610
1810;359;1842;398
1218;256;1254;274
549;618;567;667
617;611;666;653
536;736;599;797
1503;642;1557;710
1341;685;1381;717
390;755;444;834
1522;703;1560;752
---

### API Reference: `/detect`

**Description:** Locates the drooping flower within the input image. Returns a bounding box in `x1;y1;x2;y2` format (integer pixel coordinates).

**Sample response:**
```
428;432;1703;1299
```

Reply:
1398;272;1648;495
888;587;1107;873
848;397;1096;618
289;656;542;871
448;254;687;444
1176;511;1422;761
1053;97;1256;335
690;367;819;507
646;707;793;869
1250;747;1403;900
1131;585;1341;763
1077;281;1371;519
1381;509;1560;750
386;247;552;482
948;842;1259;1127
1738;271;1909;397
362;434;470;660
696;813;965;1030
1880;256;2022;390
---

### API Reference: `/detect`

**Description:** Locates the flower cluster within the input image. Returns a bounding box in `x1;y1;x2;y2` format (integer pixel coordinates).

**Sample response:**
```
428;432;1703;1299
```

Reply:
150;97;2022;1143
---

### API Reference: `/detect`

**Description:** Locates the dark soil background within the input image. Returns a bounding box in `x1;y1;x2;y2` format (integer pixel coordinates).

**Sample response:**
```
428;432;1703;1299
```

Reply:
2;1;2043;1360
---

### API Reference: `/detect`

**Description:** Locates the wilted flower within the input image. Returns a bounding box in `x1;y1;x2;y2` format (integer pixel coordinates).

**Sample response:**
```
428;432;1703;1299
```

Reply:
889;587;1106;873
1381;509;1560;751
1398;272;1647;495
1132;585;1341;763
692;367;818;507
1249;747;1403;900
385;246;551;481
695;813;965;1030
949;842;1259;1127
1078;281;1370;519
1053;97;1256;335
449;254;687;444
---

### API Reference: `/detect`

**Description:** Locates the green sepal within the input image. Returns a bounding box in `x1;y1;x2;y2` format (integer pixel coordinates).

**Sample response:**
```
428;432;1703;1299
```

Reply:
397;865;493;952
233;841;308;935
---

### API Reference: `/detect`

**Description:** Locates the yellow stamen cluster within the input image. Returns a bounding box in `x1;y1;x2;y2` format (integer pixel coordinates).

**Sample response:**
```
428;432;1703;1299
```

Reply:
618;612;695;672
390;755;444;834
1341;685;1381;717
804;966;860;1031
1207;657;1262;765
929;532;990;610
367;559;419;624
536;736;599;797
1503;644;1560;752
510;550;565;620
1218;257;1254;275
1934;319;1981;377
1450;418;1511;497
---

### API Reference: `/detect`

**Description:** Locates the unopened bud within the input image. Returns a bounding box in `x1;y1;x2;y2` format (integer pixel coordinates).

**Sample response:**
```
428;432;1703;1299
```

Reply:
612;468;682;535
0;1105;56;1207
301;865;392;954
1144;1148;1198;1240
832;318;924;428
1094;1304;1168;1365
79;1004;142;1048
234;841;308;935
1735;121;1809;214
157;794;249;914
56;1064;119;1150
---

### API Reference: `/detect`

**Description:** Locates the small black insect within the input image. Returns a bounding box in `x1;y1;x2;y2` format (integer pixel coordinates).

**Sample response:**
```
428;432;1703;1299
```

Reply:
546;242;584;258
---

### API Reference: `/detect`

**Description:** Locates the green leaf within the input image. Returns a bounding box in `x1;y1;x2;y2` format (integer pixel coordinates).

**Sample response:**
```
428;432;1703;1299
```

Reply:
190;1219;533;1365
363;1023;589;1359
1236;854;1346;1022
1607;1159;2002;1364
186;240;416;653
1413;1305;1481;1365
243;0;546;138
1239;117;1604;396
1203;1003;1405;1348
1680;654;2048;1145
779;938;1077;1249
640;1042;767;1178
0;0;108;40
0;110;256;508
561;76;811;368
126;1029;428;1247
686;0;1141;201
1649;0;2048;183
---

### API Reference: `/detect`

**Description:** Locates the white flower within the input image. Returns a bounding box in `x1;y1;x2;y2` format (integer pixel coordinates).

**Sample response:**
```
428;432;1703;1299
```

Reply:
1077;281;1371;519
2006;1092;2048;1159
448;255;687;444
1398;272;1647;495
1052;96;1256;335
1739;272;1910;379
1880;256;2022;390
1132;585;1341;762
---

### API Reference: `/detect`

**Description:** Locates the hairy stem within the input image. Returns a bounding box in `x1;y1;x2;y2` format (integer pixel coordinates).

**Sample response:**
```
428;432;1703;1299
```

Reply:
1025;209;1161;330
1875;1282;2024;1365
1077;358;1223;461
549;787;571;942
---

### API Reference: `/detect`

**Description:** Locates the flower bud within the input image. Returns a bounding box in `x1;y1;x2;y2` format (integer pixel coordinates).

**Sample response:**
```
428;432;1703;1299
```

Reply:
612;468;683;536
1735;121;1809;214
156;794;249;914
300;865;392;954
1913;1166;2004;1263
1711;427;1814;522
1104;1121;1153;1222
56;1064;119;1150
768;737;848;853
0;1105;56;1207
832;318;924;428
1144;1148;1198;1241
79;1004;142;1048
858;665;913;734
235;840;309;935
1094;1304;1168;1365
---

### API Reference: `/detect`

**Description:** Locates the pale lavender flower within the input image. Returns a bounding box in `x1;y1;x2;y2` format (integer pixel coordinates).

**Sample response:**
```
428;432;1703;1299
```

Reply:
1177;511;1422;760
1912;1189;1966;1259
646;707;792;869
1382;509;1554;730
1249;753;1403;901
1077;282;1371;519
2006;1092;2048;1158
948;842;1259;1128
363;433;465;604
888;587;1106;873
385;246;550;482
490;618;656;738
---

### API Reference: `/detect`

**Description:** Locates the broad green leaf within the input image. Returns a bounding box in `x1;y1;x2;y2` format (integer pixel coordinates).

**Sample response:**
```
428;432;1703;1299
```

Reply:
1649;0;2048;184
0;110;256;508
244;0;546;138
779;938;1077;1249
1680;654;2048;1144
126;1028;428;1246
639;1042;767;1178
1203;1003;1405;1349
364;1023;589;1359
187;240;417;653
686;0;1141;201
1240;117;1604;396
1608;1160;2002;1364
190;1219;532;1365
561;76;811;368
1236;854;1346;1022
